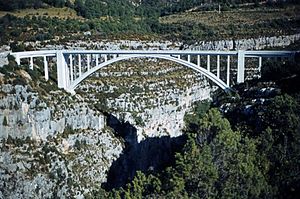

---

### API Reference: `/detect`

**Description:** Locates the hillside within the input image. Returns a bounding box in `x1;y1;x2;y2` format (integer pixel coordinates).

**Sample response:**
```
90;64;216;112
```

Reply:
0;2;299;45
160;5;300;40
0;7;82;19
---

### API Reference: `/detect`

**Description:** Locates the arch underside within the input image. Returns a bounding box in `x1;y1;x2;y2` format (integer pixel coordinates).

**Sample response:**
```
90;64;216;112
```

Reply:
68;54;229;92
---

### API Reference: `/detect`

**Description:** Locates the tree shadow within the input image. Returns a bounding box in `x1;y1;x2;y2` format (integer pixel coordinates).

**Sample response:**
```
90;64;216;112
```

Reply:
102;113;186;190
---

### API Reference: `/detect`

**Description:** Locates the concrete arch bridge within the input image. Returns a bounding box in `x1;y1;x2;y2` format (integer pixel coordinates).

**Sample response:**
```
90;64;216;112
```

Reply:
11;50;297;93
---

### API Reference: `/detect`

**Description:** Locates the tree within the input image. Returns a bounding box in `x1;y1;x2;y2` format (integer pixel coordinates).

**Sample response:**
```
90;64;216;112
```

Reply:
259;94;300;197
74;0;85;17
165;109;269;198
3;116;8;126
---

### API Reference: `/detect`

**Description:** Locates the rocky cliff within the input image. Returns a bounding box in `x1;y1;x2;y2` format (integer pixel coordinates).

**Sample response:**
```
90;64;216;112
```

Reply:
77;59;212;142
0;82;123;198
12;33;300;52
0;84;105;140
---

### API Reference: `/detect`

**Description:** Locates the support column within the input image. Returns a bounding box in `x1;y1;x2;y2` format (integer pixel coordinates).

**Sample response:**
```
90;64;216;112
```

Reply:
227;55;230;86
43;56;49;81
104;54;108;62
96;54;99;66
30;57;33;70
177;55;181;59
237;50;245;83
258;56;262;73
56;51;68;89
87;54;90;70
78;54;82;76
15;55;20;65
187;55;191;62
217;55;220;78
113;54;117;59
197;55;200;67
207;55;210;72
69;54;73;82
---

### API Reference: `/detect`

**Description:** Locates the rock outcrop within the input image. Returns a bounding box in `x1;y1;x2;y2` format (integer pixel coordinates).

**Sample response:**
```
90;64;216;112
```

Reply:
0;84;105;140
0;84;123;198
77;59;213;142
189;33;300;50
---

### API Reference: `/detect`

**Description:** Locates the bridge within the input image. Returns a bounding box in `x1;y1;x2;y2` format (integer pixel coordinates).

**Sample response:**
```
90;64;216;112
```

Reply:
11;50;297;93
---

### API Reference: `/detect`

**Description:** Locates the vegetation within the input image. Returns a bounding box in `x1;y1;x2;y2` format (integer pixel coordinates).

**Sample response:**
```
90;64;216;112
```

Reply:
0;0;71;11
0;1;299;44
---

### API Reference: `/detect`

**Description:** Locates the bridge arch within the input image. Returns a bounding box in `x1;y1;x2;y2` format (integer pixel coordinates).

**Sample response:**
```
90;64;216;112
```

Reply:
68;54;229;92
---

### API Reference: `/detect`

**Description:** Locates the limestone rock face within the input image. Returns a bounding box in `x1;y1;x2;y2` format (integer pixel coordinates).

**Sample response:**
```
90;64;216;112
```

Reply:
0;128;123;199
0;84;105;140
78;60;213;143
189;33;300;50
23;33;299;51
0;84;123;198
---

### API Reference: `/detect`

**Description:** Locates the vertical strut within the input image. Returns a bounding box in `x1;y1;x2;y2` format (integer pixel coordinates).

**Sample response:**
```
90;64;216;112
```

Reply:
78;54;82;76
217;55;220;78
56;51;68;89
96;54;99;66
227;55;230;86
258;57;262;73
237;50;245;83
30;57;33;70
70;54;73;82
16;54;20;65
44;56;49;81
197;55;200;67
207;55;210;72
87;54;90;70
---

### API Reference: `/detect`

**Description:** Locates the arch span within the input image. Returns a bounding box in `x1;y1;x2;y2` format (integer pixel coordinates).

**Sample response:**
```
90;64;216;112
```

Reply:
67;54;229;92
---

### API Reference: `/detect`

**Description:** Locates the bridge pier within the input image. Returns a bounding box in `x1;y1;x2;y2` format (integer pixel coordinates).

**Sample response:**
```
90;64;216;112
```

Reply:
96;54;99;66
30;57;34;70
258;56;262;73
207;55;210;72
43;56;49;81
237;50;245;83
217;55;220;78
87;54;91;70
15;54;20;65
56;51;68;89
69;54;74;82
78;54;82;76
227;55;230;86
197;55;200;67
